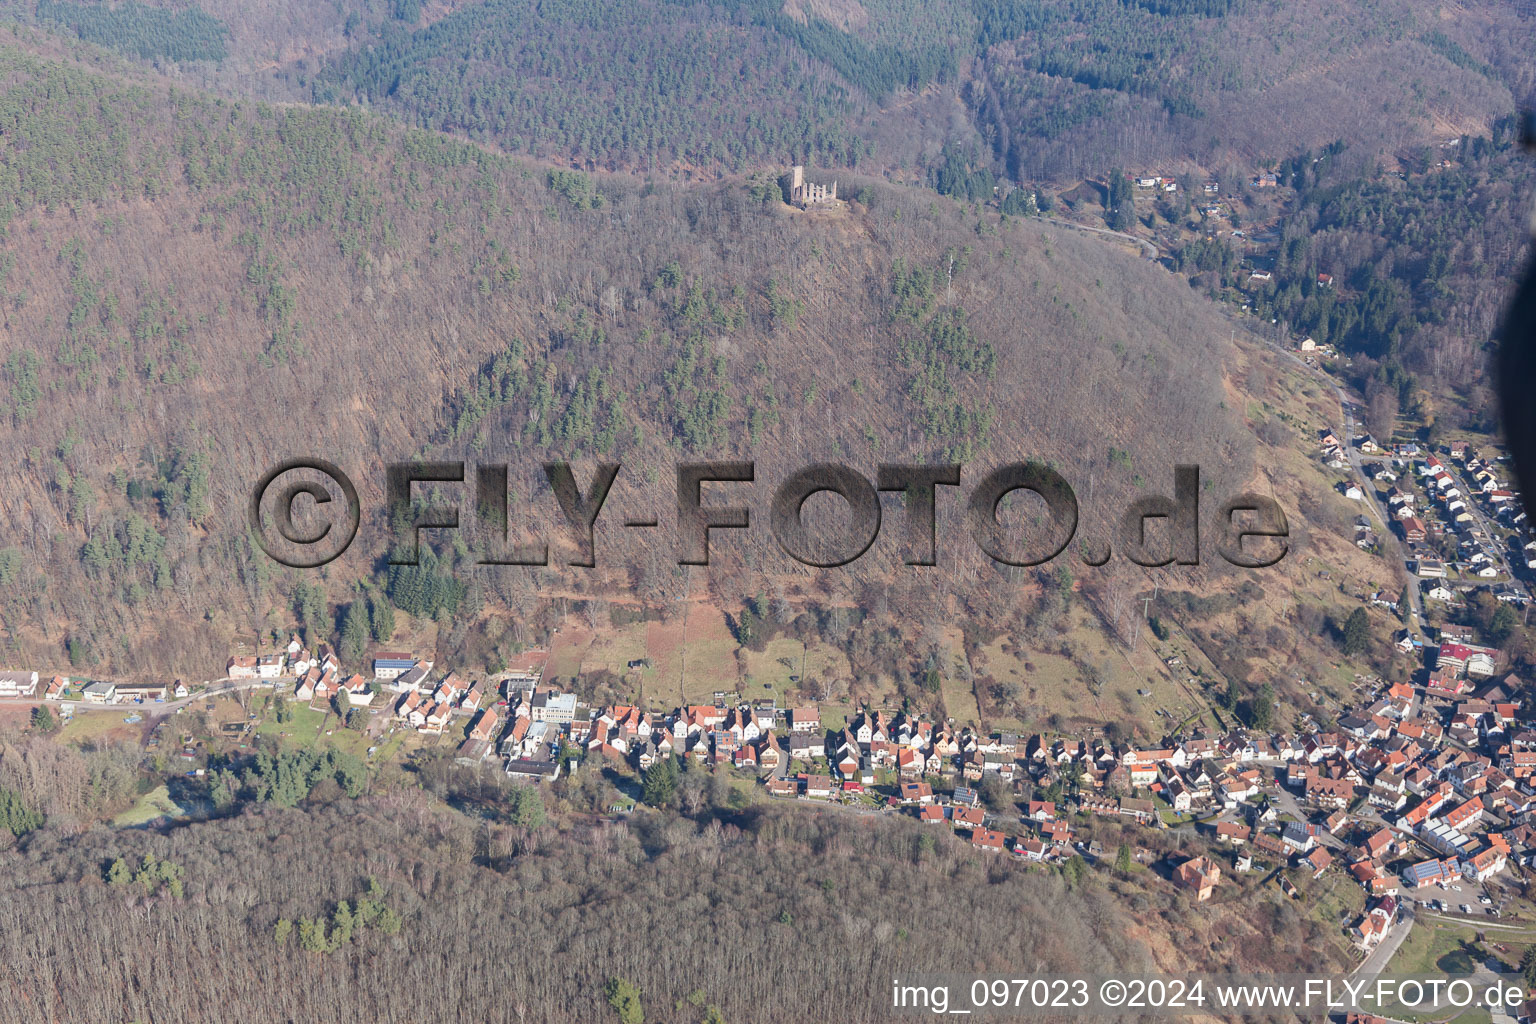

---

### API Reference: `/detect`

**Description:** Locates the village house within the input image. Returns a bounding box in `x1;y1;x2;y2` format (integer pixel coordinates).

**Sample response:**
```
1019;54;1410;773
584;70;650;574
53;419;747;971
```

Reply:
970;828;1005;853
1402;857;1460;889
468;708;500;745
392;664;432;693
788;706;820;732
1250;831;1285;859
226;656;259;679
82;681;117;704
1351;897;1396;948
1303;847;1333;878
1014;837;1048;862
420;701;452;735
372;652;416;680
1462;844;1507;882
1173;855;1221;901
759;733;783;770
0;670;42;698
788;732;824;761
530;690;578;724
1215;820;1249;845
342;672;374;706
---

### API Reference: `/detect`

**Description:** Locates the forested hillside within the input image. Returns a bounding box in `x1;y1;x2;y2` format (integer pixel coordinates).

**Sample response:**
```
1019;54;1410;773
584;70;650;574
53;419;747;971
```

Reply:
0;43;1260;679
315;0;972;173
308;0;1536;178
35;0;228;62
0;791;1344;1023
1258;125;1534;428
969;0;1529;180
10;0;1529;180
0;0;1521;710
1169;121;1535;431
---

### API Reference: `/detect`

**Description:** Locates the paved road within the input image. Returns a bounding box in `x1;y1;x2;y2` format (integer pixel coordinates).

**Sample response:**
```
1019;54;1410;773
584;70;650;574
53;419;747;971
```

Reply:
1337;396;1427;630
117;677;266;717
0;676;259;709
1;685;180;711
1040;216;1160;260
1360;906;1530;1016
0;677;285;731
1435;457;1530;600
1418;910;1530;932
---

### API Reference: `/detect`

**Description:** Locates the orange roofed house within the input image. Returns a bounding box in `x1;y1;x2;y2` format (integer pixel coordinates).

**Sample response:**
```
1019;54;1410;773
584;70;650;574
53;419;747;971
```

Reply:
1174;855;1222;901
971;827;1005;852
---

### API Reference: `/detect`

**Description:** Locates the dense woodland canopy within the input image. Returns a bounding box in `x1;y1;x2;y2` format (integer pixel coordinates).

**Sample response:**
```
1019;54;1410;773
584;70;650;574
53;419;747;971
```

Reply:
969;0;1528;179
317;0;876;172
35;0;227;63
1269;128;1532;394
0;781;1345;1023
15;0;1528;400
17;0;1530;182
1171;121;1535;433
0;793;1148;1023
303;0;1533;182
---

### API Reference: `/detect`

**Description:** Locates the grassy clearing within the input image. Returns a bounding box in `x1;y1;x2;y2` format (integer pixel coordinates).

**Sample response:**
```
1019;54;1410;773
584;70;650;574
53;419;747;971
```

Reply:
968;607;1214;739
253;702;327;746
1378;920;1498;1024
582;621;650;676
1296;867;1366;958
60;708;141;745
546;624;592;682
111;784;184;826
739;637;851;707
311;715;377;758
937;675;981;731
1389;921;1484;977
369;722;421;762
644;615;688;706
676;604;742;705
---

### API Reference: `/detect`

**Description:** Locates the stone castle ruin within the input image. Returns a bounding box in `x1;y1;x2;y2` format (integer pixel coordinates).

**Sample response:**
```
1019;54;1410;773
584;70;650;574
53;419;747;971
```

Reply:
788;165;838;207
